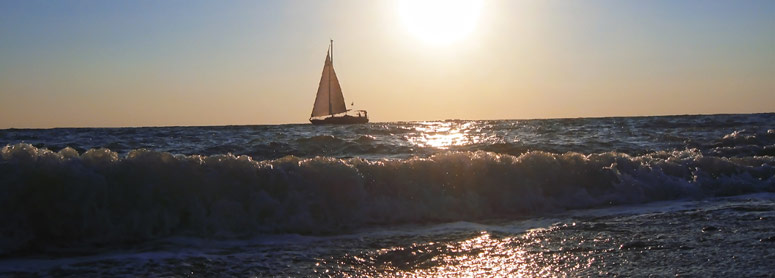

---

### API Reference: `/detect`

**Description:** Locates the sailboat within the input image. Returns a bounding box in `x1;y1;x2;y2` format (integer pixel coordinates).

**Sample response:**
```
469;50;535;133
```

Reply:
310;40;368;125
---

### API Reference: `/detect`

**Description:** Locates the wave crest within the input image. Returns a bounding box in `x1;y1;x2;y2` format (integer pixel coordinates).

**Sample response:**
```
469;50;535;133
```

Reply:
0;143;773;254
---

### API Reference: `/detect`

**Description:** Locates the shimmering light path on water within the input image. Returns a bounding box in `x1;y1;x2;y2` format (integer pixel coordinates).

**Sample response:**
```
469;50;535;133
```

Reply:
310;195;775;277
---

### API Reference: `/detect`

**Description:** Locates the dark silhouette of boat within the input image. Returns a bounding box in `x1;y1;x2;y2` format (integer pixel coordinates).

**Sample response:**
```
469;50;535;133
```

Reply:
309;40;368;125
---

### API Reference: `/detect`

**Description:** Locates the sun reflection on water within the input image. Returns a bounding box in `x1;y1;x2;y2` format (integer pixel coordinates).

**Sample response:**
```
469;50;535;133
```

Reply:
393;231;536;277
408;121;487;149
317;227;595;277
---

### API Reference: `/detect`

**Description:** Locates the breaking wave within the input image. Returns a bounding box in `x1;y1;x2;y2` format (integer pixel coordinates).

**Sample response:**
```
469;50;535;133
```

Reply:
0;143;773;254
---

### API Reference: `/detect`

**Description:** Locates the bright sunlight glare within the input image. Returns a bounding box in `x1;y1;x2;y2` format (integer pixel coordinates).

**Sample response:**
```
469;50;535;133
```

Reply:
397;0;484;45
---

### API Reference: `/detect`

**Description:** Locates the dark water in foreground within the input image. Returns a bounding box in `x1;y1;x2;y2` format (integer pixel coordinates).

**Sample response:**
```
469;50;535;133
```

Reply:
0;113;774;276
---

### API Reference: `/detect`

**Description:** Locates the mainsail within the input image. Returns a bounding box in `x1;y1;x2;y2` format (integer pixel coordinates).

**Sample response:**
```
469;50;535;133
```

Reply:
311;46;347;117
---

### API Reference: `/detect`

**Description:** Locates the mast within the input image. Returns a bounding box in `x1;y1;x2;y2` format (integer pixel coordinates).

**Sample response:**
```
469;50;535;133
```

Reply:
328;40;332;115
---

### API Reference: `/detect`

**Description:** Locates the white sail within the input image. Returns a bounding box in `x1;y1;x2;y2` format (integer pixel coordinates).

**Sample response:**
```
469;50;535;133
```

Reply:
311;52;332;117
328;60;347;114
311;49;347;117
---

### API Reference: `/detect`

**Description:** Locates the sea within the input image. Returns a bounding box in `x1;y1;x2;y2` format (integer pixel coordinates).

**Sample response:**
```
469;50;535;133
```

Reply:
0;113;774;277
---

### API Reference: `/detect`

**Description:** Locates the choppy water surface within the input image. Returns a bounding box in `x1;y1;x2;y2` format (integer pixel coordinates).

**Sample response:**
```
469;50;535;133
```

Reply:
1;113;774;277
4;113;773;159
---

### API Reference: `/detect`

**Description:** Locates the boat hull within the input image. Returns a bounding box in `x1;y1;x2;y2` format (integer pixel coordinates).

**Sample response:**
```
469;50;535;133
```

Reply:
310;115;369;125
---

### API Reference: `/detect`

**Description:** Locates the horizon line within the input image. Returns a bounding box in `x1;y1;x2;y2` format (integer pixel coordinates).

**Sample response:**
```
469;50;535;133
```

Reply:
2;111;773;130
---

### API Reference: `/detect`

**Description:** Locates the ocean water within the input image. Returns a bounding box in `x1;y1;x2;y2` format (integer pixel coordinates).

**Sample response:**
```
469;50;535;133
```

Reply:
0;113;774;277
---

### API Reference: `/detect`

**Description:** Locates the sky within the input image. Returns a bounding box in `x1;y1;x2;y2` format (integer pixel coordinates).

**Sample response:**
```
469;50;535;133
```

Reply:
1;0;773;128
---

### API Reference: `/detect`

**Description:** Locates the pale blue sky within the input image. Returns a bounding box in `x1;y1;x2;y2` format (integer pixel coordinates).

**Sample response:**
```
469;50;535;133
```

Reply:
1;0;773;128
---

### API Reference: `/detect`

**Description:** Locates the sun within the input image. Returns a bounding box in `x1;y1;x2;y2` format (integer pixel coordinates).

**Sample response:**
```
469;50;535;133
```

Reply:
397;0;484;45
